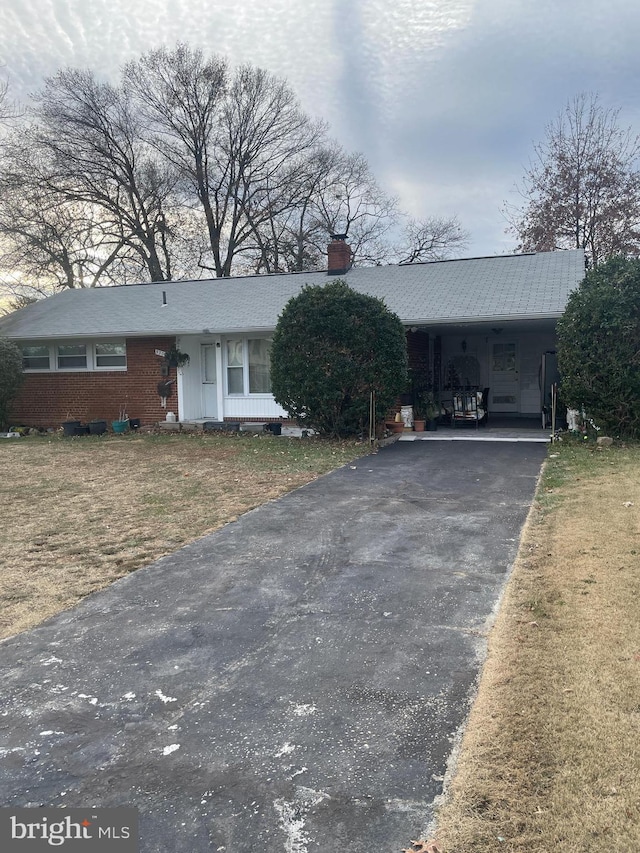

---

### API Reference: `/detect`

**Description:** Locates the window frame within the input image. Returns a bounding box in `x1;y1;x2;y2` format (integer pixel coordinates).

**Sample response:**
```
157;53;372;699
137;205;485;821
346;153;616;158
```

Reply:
21;344;51;371
20;340;128;372
224;336;273;396
247;337;272;394
56;343;88;371
94;341;127;370
225;339;245;395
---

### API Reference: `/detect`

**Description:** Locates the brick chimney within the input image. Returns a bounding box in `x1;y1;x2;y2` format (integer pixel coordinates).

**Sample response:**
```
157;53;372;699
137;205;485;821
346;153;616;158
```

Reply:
327;233;352;275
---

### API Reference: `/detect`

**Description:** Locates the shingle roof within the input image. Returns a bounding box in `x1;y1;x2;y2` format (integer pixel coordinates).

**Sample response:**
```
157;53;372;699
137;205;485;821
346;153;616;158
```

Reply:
0;249;585;340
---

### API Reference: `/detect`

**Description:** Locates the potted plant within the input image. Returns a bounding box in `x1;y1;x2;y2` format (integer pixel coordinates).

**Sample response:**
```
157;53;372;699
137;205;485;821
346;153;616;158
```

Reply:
414;390;439;431
164;345;190;369
62;413;81;436
426;392;441;431
412;394;427;431
385;412;405;433
111;405;129;434
88;419;107;435
409;366;433;431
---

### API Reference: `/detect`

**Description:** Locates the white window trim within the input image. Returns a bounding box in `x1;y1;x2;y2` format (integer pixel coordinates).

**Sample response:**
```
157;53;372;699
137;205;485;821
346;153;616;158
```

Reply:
223;336;273;396
225;338;244;395
56;343;88;371
20;340;128;373
21;344;52;372
94;341;127;370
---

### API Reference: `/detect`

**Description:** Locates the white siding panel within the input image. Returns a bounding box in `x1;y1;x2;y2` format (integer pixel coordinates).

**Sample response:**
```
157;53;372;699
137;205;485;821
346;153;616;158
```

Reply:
223;396;288;419
177;335;221;420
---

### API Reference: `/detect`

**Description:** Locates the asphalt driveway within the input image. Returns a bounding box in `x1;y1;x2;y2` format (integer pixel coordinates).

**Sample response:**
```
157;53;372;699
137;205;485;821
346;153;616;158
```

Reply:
0;440;547;852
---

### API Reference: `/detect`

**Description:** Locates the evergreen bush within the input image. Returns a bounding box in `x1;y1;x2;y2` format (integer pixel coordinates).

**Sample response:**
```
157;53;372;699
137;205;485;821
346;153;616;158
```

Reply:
271;280;408;437
557;256;640;437
0;338;24;429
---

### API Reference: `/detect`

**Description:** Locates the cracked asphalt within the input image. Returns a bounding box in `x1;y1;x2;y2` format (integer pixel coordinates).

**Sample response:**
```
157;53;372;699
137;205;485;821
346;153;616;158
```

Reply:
0;439;546;851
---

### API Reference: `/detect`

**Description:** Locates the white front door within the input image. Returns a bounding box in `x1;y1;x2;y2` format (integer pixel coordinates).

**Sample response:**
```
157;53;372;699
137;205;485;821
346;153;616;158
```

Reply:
490;341;519;413
201;344;218;418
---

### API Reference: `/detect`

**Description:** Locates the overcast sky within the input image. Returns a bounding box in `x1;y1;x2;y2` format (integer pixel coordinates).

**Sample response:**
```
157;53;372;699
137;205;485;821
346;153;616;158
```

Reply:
1;0;640;259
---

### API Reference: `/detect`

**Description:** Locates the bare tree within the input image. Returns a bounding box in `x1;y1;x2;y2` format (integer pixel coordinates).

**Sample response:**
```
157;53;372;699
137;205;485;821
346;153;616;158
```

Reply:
222;66;328;273
0;73;21;123
29;69;179;281
246;143;399;273
0;77;11;122
126;48;326;277
308;148;398;265
244;144;342;273
0;134;139;295
507;93;640;266
0;46;470;297
124;46;227;273
394;215;469;264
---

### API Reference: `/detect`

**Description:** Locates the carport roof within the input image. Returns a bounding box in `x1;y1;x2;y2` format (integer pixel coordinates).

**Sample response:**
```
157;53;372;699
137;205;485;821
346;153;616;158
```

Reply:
0;248;585;340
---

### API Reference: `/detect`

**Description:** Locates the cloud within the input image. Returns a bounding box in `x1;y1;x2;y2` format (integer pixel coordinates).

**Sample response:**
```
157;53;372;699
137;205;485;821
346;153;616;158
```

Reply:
1;0;640;256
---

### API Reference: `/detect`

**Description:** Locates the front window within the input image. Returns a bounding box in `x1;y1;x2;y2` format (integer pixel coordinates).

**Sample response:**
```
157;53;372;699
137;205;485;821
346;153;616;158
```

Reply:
225;338;272;394
248;338;271;393
95;342;126;368
57;344;87;369
226;340;244;394
22;345;50;370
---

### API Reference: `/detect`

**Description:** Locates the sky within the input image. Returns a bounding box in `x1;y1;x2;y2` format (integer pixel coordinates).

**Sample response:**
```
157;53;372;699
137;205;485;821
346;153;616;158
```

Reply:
1;0;640;259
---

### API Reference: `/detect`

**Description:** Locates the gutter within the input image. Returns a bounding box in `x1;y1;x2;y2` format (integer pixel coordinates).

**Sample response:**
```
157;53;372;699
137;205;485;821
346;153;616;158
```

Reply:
400;312;564;326
1;316;564;341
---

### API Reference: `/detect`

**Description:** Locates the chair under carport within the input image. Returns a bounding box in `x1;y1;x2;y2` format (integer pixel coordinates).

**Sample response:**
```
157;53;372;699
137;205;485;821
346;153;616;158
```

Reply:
451;387;489;428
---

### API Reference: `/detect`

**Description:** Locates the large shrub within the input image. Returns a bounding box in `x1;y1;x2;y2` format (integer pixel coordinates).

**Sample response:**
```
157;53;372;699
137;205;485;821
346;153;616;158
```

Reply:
0;338;24;429
271;280;408;437
557;256;640;437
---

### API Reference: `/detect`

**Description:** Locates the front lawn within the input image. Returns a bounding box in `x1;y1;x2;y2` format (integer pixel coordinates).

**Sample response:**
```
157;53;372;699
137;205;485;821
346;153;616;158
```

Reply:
436;441;640;851
0;432;369;640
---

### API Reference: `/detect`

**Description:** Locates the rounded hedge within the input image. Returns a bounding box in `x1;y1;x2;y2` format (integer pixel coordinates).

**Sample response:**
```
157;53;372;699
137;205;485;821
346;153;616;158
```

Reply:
270;280;408;437
0;337;24;430
557;256;640;437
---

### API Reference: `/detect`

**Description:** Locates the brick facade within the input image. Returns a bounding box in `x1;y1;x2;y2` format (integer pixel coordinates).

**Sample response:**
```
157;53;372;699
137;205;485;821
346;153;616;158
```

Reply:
406;329;430;379
386;329;430;418
12;330;426;429
10;337;177;429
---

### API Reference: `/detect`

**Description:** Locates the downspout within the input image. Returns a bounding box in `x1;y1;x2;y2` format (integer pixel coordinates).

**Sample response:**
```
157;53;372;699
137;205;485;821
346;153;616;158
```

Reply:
215;337;224;421
176;337;185;422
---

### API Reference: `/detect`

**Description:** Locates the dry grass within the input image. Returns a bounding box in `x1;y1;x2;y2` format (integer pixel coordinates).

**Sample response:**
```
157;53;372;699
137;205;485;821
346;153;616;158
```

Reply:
436;441;640;852
0;431;369;640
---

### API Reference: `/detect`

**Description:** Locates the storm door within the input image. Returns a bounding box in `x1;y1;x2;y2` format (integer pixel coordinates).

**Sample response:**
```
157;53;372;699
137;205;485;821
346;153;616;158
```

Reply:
201;344;218;418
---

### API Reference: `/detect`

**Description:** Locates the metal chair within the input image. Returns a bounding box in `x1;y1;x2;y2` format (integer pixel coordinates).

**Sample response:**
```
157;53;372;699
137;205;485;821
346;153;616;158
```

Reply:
451;388;485;428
